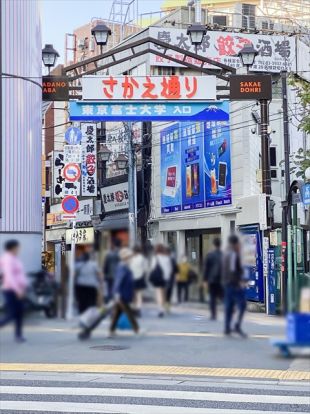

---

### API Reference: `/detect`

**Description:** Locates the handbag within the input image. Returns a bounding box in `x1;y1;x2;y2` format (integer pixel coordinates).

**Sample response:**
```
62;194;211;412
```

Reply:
149;262;165;287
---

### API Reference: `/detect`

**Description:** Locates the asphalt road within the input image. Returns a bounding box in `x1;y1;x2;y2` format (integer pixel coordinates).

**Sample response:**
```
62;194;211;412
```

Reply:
1;304;309;413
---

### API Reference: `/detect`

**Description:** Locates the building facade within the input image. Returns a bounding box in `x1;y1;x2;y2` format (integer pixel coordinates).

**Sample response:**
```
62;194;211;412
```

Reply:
0;0;42;272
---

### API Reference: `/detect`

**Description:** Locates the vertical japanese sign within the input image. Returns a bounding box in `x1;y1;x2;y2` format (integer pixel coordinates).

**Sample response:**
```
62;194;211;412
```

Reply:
181;121;205;211
81;123;97;197
160;124;182;213
204;101;231;208
160;102;232;213
52;151;64;198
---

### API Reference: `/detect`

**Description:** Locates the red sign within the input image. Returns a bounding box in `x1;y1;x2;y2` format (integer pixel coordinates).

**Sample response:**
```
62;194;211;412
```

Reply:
82;76;216;101
62;196;79;214
63;163;81;182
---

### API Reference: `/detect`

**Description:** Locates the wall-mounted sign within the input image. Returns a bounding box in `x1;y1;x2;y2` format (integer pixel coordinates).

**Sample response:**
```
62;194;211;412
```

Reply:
50;199;93;223
229;75;272;100
100;182;129;212
82;75;216;101
52;151;64;198
42;76;69;101
46;213;65;226
66;227;94;245
81;124;97;197
149;27;296;73
64;145;82;163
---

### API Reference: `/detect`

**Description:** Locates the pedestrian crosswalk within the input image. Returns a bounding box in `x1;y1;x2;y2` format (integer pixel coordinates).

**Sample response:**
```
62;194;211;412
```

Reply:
1;373;309;413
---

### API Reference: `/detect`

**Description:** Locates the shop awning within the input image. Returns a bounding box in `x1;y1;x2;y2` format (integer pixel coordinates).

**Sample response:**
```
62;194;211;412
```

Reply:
96;213;129;231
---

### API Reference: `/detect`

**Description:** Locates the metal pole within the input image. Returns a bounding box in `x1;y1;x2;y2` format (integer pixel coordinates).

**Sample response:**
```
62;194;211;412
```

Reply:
66;220;76;320
281;70;291;313
127;122;136;247
292;204;298;312
287;223;293;312
260;99;271;196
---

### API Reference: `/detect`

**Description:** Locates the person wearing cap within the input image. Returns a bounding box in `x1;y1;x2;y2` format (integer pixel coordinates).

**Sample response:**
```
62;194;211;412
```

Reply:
109;247;139;335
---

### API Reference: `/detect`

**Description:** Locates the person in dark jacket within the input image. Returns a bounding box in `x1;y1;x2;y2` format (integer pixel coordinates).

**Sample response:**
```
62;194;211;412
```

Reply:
103;239;120;302
109;248;139;335
204;238;223;320
222;234;247;337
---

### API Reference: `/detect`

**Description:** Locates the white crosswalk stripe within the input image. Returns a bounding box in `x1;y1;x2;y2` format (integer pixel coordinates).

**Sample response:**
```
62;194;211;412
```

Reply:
1;375;309;413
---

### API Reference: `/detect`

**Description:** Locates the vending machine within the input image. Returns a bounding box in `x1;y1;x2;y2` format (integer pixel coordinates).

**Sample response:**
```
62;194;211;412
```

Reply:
239;225;264;303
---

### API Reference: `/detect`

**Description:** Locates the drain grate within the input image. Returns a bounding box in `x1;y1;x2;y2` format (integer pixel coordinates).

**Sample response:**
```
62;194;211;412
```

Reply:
90;345;130;351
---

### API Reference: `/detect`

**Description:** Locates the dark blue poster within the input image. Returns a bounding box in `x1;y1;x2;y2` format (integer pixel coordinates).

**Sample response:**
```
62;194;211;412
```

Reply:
160;124;182;213
181;121;205;211
204;102;231;208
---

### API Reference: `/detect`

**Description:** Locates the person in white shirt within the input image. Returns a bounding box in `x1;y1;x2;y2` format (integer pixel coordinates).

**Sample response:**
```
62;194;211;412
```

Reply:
130;246;147;317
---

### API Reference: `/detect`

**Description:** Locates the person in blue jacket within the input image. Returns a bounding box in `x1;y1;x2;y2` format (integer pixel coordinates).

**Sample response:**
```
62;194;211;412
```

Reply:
109;248;139;335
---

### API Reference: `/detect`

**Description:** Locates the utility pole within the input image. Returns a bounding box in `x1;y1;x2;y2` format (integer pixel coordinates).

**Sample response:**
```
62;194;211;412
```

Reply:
281;70;291;313
126;122;137;248
66;220;76;320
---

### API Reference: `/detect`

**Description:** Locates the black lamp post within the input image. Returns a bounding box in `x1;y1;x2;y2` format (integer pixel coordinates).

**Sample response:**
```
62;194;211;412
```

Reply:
114;153;128;171
186;23;206;52
91;23;112;54
98;143;112;184
237;44;258;72
42;44;59;74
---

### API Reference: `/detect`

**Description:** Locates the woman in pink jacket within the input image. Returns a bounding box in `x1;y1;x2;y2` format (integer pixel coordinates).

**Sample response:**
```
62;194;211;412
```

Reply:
0;240;27;342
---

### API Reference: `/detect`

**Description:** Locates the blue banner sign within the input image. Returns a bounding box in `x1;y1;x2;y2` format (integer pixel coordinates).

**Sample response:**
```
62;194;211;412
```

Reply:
69;101;229;122
302;183;310;205
160;102;231;213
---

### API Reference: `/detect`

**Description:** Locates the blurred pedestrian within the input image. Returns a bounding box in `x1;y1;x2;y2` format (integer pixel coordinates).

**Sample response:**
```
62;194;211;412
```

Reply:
109;248;139;335
165;247;178;312
204;238;223;320
176;255;190;303
0;240;28;342
103;239;120;302
130;245;147;317
75;250;102;314
149;244;171;317
222;234;247;337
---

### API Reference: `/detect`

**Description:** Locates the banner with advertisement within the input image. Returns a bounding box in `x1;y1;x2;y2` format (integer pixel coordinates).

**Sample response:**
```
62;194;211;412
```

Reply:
149;27;296;73
81;123;97;197
204;101;232;208
160;102;231;213
160;124;182;213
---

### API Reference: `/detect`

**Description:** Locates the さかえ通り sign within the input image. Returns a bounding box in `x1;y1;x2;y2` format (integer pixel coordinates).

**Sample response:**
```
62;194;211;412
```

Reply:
42;76;69;101
82;75;216;101
229;75;272;100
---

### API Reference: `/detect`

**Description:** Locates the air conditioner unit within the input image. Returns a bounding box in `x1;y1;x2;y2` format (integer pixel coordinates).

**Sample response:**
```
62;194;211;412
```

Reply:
211;15;228;26
256;18;274;30
77;38;86;50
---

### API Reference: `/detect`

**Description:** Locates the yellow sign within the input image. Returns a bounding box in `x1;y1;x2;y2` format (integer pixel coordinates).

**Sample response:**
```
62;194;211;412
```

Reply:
46;213;64;226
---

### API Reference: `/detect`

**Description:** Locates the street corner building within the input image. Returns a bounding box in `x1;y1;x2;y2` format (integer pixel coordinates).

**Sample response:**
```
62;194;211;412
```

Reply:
0;0;42;272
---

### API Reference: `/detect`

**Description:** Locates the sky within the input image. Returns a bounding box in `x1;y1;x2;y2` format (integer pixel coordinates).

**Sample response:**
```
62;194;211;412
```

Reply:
41;0;165;63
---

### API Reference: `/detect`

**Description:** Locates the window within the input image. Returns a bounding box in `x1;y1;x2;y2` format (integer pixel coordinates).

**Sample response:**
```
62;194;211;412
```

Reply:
270;147;278;179
242;4;256;28
157;66;176;76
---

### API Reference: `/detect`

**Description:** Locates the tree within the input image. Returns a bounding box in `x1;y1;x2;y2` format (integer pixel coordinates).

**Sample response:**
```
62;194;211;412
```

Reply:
288;76;310;178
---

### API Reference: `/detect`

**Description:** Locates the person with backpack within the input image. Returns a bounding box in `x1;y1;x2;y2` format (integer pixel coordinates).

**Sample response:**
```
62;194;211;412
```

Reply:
0;240;28;342
103;239;120;302
109;248;139;336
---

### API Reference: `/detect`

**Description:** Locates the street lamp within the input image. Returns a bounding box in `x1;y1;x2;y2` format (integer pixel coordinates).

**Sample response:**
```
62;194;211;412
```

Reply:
42;44;59;74
186;23;206;47
98;143;112;163
237;44;258;70
114;154;128;171
91;23;112;52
